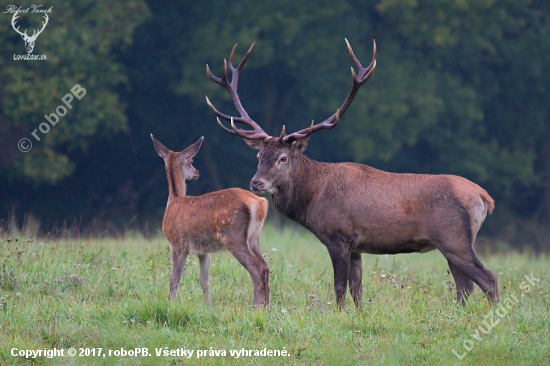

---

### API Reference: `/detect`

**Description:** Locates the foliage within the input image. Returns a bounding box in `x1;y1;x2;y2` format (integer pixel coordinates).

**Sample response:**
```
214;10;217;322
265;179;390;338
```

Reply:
0;0;150;183
375;0;550;219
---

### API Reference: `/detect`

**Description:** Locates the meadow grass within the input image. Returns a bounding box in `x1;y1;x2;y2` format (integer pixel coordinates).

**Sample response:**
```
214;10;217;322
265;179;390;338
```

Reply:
0;224;548;365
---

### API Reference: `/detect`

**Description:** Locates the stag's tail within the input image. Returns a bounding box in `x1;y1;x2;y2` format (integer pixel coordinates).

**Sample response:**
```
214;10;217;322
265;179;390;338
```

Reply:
480;190;495;215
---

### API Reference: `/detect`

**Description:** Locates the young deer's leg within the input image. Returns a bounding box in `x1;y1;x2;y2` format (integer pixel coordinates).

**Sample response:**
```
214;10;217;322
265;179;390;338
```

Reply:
169;247;187;300
349;251;363;310
248;233;270;307
226;245;264;307
198;254;212;309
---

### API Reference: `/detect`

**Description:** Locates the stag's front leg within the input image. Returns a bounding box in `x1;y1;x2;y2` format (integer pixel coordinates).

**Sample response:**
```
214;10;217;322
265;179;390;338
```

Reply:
326;243;351;310
349;252;363;310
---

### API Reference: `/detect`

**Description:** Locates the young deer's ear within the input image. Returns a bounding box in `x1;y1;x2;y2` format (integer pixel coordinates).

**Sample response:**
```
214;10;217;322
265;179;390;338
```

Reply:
182;136;204;159
243;138;264;150
151;134;170;160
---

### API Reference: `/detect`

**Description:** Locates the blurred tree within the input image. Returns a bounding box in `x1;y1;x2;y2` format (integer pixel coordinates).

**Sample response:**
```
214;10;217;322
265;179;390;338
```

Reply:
1;0;549;246
374;0;550;226
0;0;150;184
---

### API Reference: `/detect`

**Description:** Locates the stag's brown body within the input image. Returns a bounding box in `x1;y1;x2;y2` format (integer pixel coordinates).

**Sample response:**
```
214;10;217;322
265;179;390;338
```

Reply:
206;40;499;309
272;155;494;258
151;135;269;307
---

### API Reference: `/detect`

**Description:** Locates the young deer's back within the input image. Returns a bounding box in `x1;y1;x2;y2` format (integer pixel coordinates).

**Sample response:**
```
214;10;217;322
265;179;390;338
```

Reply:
163;188;268;255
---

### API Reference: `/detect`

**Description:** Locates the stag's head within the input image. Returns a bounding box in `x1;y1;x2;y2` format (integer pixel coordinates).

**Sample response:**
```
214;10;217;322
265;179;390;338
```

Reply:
240;135;309;194
206;40;376;194
11;12;49;54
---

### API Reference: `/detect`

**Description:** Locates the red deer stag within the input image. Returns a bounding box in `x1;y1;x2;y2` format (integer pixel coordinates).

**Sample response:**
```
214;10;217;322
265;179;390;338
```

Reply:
151;135;270;307
205;40;498;309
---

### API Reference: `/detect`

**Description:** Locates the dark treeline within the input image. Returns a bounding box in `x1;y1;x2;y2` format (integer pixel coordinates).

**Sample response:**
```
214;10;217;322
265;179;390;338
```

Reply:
1;0;549;249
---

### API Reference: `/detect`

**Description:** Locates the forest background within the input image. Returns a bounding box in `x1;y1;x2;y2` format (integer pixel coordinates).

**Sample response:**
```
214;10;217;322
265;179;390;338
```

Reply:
1;0;549;251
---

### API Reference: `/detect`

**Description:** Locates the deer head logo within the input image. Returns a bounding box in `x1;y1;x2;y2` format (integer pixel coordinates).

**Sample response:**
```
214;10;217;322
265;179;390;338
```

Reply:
11;12;49;54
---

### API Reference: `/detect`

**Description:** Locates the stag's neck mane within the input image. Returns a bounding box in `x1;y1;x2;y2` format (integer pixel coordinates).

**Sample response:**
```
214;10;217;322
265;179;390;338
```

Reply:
271;154;325;226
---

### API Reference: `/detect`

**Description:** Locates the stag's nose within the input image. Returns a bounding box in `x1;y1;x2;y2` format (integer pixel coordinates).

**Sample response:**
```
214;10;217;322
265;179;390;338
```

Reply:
250;180;264;192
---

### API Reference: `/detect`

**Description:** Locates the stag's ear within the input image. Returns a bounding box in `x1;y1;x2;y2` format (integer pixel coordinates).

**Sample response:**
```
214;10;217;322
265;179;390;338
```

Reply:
182;136;204;159
291;138;309;154
242;138;264;150
151;134;170;160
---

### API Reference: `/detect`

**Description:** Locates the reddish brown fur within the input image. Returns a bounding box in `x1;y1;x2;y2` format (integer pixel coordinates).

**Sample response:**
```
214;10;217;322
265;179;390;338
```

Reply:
247;143;499;309
206;40;498;309
151;135;269;307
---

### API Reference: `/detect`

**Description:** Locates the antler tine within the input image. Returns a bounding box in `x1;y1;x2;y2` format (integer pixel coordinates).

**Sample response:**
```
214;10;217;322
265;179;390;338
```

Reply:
216;117;238;135
231;43;255;73
206;43;269;141
283;39;376;143
214;116;267;140
345;38;377;82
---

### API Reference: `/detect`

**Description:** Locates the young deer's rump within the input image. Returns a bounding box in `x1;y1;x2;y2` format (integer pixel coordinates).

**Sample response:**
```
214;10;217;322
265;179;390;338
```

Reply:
151;135;269;307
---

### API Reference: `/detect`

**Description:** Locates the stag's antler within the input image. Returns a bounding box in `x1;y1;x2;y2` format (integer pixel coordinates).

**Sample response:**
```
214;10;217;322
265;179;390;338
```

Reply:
207;39;376;143
206;43;269;141
282;39;376;143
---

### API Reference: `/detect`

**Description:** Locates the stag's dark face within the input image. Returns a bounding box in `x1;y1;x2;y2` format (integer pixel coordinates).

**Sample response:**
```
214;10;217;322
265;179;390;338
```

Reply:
245;137;308;194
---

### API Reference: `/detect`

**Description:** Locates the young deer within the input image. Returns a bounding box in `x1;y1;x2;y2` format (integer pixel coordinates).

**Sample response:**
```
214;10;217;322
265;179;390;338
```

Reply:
151;134;270;307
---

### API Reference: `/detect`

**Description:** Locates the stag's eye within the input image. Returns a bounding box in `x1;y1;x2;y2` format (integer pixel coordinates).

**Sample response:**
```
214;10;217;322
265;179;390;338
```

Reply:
279;156;288;163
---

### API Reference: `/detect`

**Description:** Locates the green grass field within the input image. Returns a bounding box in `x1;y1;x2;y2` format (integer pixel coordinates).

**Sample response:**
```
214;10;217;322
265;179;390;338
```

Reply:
0;224;548;365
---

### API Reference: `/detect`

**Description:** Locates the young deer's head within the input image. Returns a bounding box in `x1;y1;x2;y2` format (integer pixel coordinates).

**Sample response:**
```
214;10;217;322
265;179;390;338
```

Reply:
151;135;204;196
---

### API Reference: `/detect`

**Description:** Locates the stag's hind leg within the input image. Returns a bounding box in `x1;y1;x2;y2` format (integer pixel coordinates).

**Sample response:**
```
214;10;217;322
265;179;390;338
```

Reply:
198;254;212;308
442;247;499;303
447;259;474;303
